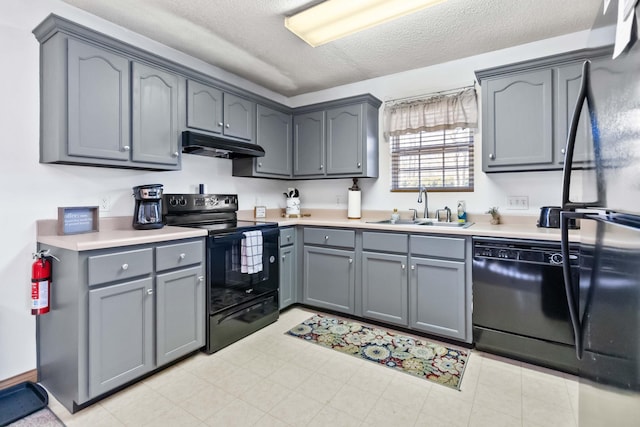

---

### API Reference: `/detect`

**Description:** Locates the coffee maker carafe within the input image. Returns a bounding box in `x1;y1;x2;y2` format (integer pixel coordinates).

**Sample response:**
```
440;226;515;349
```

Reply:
132;184;164;230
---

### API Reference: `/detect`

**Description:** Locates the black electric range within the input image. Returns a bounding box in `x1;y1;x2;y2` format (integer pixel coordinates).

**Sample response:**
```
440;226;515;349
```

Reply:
163;193;280;353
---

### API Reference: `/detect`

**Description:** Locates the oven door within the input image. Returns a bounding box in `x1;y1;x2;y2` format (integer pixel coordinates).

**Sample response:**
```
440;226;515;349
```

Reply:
207;227;279;314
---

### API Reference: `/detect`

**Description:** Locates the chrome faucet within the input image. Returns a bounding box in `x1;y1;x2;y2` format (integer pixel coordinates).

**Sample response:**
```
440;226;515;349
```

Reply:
417;186;428;218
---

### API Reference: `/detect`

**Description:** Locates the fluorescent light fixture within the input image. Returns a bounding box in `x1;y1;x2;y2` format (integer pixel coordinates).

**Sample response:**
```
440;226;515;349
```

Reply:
285;0;447;47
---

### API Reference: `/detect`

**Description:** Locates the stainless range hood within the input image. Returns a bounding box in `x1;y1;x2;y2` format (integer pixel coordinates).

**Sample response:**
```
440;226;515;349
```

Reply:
181;131;265;159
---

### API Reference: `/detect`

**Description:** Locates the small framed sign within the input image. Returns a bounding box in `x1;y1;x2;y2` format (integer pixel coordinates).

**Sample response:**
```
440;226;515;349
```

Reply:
57;206;99;235
254;206;267;218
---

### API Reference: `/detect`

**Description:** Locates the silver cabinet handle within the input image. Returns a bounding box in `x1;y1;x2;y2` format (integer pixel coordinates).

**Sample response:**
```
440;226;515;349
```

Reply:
324;235;329;240
122;145;130;152
198;276;204;282
319;164;324;169
282;255;286;261
561;148;566;155
173;151;179;157
258;162;262;167
121;263;129;270
348;258;353;264
146;288;153;295
287;236;291;241
179;253;186;259
225;124;230;128
357;162;361;168
402;264;406;269
218;122;223;127
489;153;495;160
411;265;415;270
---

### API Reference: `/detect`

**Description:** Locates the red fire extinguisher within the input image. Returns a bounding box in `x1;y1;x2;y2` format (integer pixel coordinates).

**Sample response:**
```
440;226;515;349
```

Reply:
31;250;54;315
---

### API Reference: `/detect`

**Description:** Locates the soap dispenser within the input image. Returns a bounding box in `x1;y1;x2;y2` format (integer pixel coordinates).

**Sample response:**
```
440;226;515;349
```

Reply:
391;208;400;224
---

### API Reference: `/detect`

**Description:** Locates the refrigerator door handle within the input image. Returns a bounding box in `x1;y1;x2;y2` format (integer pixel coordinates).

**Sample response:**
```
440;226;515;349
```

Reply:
561;210;588;360
562;60;591;211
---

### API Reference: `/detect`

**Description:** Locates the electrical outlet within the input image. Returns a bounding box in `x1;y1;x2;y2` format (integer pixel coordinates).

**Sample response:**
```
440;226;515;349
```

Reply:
336;195;343;206
99;195;111;212
506;196;529;210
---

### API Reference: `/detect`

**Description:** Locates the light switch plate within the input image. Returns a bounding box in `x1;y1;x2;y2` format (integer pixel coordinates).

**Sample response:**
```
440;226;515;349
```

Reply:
507;196;529;210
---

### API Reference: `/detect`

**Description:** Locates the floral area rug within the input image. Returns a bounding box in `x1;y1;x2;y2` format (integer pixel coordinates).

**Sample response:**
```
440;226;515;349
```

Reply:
286;314;469;390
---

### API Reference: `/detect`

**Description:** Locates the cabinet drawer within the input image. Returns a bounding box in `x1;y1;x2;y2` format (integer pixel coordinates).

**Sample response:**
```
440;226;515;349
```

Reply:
304;228;355;248
280;228;296;247
156;240;203;272
88;248;153;286
410;235;465;260
363;232;407;253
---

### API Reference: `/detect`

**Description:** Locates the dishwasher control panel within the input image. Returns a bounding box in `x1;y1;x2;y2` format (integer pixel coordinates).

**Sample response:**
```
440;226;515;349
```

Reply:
473;239;578;266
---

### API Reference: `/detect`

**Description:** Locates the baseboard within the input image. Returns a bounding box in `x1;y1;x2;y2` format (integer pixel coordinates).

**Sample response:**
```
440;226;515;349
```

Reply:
0;369;38;390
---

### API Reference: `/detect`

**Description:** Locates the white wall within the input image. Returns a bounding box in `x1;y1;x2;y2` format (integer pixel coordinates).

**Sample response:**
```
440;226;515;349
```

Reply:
0;0;608;381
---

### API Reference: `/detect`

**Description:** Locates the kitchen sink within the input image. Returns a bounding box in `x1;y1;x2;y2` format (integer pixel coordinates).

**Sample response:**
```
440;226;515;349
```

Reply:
367;219;474;229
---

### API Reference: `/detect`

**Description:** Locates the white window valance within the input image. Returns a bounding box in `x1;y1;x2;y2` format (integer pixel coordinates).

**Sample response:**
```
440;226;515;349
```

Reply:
383;87;478;139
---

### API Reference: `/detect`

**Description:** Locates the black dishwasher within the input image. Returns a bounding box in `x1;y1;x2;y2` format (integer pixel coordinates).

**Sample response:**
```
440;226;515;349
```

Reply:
472;237;579;373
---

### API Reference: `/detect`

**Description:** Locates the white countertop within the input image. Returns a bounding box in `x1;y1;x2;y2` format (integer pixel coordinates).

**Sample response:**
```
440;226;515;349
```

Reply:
239;209;579;243
36;210;579;252
37;217;207;251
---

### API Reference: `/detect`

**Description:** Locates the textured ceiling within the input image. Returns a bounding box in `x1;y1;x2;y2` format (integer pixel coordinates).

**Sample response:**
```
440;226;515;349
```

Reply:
62;0;603;96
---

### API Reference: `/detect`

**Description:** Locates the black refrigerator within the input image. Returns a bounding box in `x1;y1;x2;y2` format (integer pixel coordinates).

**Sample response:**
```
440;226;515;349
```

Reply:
560;1;640;425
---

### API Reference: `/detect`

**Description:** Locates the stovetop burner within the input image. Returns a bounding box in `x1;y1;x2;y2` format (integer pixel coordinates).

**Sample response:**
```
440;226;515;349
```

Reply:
163;193;278;235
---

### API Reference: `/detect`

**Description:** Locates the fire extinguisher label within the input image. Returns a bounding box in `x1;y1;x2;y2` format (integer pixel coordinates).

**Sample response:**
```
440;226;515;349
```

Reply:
31;280;49;309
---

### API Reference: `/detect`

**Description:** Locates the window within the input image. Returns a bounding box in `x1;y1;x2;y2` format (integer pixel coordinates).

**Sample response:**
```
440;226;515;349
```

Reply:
391;128;474;192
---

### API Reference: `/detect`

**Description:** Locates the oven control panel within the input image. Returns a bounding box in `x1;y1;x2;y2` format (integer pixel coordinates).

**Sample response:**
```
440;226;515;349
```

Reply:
163;194;238;213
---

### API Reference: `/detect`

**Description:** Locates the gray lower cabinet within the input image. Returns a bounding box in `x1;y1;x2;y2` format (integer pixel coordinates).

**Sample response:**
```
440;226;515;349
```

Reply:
409;256;466;340
156;266;205;366
131;62;180;166
361;252;408;326
37;237;204;413
293;95;381;179
279;227;297;309
88;277;154;398
233;104;292;178
303;246;356;314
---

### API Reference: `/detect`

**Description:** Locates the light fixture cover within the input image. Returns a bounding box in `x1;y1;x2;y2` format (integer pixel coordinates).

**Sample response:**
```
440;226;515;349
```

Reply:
285;0;446;47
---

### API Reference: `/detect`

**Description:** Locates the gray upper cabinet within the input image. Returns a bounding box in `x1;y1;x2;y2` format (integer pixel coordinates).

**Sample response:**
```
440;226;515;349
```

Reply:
476;46;613;173
37;30;181;170
293;94;381;179
67;39;130;161
233;104;292;178
293;111;325;177
186;80;223;134
482;69;554;171
132;62;180;166
326;104;363;175
186;80;254;142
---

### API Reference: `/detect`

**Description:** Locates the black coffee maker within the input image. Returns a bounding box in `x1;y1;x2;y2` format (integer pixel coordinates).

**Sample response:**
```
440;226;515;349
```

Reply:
132;184;164;230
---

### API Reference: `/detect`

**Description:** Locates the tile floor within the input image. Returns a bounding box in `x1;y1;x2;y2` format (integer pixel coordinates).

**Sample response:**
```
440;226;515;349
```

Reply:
48;307;579;426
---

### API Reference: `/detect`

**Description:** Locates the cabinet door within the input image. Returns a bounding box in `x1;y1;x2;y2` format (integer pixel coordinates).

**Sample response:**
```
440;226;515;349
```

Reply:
293;111;325;176
279;245;296;309
156;266;205;365
303;246;355;314
362;252;408;326
483;69;553;171
409;257;466;340
88;277;154;398
131;62;179;165
223;93;254;141
256;105;292;176
326;104;363;175
186;80;223;134
67;39;130;161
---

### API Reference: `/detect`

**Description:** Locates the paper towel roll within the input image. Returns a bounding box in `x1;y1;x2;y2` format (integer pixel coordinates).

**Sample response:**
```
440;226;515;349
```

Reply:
348;190;361;219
